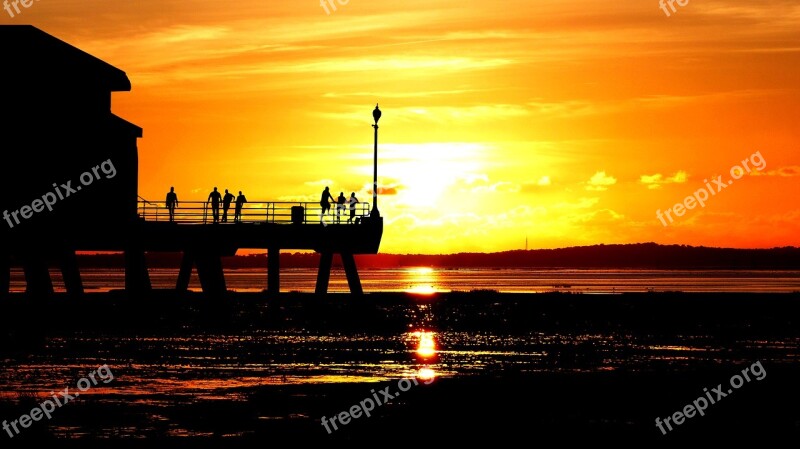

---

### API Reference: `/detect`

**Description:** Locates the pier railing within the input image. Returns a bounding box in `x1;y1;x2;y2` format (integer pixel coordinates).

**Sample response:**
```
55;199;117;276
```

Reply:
137;200;372;224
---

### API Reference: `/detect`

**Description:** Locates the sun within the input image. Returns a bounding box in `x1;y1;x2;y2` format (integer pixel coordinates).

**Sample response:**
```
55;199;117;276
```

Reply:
364;143;485;210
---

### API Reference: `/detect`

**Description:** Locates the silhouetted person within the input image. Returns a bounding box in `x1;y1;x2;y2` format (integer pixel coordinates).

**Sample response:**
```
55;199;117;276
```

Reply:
222;189;235;222
336;192;346;224
207;187;222;223
235;191;247;223
320;186;335;223
347;192;359;223
165;187;178;222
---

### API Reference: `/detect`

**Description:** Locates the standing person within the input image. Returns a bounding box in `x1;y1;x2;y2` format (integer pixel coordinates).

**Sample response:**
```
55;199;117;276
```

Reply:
336;192;346;224
235;191;247;223
165;186;179;222
347;192;359;224
207;187;222;223
319;186;335;223
222;189;235;222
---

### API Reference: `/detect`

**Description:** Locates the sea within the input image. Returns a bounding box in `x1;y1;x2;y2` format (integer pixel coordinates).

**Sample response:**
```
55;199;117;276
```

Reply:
7;267;800;293
1;268;799;438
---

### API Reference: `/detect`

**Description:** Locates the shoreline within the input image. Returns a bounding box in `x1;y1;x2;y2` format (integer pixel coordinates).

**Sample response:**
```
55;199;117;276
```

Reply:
1;290;799;334
1;290;798;441
1;364;797;442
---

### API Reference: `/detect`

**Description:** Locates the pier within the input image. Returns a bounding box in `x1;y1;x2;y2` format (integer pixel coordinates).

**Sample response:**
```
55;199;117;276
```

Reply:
0;25;384;298
134;200;383;296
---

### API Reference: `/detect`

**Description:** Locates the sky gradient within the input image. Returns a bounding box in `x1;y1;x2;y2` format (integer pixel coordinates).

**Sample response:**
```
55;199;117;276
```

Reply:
5;0;799;253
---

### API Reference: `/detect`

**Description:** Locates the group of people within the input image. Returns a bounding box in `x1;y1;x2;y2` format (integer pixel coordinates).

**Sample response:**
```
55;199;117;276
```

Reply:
207;187;248;223
164;187;247;223
319;186;360;224
164;185;360;225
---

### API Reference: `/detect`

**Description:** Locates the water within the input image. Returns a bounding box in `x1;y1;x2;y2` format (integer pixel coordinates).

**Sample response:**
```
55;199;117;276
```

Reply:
2;325;798;438
8;268;800;293
2;268;800;438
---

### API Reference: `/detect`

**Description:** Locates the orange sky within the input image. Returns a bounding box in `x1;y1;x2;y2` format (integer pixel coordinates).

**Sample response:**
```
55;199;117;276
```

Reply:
5;0;800;253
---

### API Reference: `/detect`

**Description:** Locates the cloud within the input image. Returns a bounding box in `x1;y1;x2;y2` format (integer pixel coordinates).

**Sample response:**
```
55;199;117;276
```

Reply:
276;194;316;202
521;176;552;192
570;208;625;224
586;171;617;191
322;89;481;99
366;183;403;195
553;197;600;210
304;179;336;187
459;173;490;185
527;100;601;118
317;104;529;125
751;166;800;177
640;170;688;189
470;181;520;194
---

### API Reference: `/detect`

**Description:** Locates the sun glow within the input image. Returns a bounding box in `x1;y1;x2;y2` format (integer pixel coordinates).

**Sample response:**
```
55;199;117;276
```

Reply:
29;0;800;254
371;143;485;210
405;267;444;294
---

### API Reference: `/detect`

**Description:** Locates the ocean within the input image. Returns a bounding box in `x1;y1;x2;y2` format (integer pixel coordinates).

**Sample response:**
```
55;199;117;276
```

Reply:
7;268;800;293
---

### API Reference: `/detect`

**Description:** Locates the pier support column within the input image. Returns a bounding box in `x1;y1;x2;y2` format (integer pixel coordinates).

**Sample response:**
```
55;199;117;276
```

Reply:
268;247;280;295
125;248;152;294
21;253;53;297
59;249;83;297
341;253;363;295
196;252;226;298
315;252;333;294
0;252;9;298
176;250;195;291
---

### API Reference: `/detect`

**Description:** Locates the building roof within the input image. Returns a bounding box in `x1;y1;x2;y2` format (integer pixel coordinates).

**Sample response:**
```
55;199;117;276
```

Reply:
110;114;144;138
0;25;132;92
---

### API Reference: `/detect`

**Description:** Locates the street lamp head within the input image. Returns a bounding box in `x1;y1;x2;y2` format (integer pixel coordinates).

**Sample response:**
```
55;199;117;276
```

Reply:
373;103;381;124
370;103;381;218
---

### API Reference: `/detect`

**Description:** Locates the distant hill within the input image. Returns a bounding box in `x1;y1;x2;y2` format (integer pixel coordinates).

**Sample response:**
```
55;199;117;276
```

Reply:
50;243;800;270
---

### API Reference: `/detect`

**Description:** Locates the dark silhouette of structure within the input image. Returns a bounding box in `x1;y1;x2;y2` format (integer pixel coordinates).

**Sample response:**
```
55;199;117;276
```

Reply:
166;187;178;222
371;104;381;218
0;26;383;299
0;25;146;298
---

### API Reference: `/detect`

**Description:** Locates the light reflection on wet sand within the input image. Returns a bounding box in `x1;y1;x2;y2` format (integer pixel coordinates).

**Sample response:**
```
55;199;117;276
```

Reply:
2;332;797;399
0;329;797;438
2;288;800;438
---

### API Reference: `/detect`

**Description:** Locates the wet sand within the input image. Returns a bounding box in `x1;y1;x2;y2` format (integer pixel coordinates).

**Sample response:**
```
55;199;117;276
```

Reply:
1;291;799;443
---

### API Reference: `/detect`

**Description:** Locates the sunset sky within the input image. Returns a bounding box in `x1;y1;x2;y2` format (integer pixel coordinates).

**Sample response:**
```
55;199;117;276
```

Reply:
5;0;799;253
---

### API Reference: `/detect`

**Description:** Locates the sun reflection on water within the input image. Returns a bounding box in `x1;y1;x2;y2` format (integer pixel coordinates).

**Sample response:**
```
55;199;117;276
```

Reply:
417;367;436;382
405;267;447;294
408;330;438;360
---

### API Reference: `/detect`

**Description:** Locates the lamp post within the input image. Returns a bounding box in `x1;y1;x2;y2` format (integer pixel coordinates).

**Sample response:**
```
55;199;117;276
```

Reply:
371;103;381;218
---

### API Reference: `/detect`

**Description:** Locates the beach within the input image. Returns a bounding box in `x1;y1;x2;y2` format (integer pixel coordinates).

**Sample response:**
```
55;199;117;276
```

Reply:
1;290;799;443
3;0;799;443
